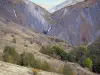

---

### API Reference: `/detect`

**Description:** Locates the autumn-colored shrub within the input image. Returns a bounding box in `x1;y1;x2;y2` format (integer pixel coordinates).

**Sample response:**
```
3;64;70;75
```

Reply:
32;68;40;75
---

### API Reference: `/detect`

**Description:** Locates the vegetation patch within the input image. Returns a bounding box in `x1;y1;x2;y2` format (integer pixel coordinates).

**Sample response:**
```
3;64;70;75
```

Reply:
87;43;100;73
2;46;54;73
2;43;100;74
40;45;71;60
41;61;53;72
84;58;93;71
40;45;100;73
62;63;73;75
3;46;20;65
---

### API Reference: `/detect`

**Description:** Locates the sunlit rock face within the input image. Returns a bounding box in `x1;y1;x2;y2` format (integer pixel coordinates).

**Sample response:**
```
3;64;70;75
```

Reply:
48;0;100;46
0;0;52;32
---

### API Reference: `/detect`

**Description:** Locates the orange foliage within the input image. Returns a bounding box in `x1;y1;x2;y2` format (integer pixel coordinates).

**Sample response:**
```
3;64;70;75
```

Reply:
32;68;40;73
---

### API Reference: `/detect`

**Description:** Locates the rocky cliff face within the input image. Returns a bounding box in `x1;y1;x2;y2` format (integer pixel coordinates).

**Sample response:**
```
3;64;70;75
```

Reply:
0;0;54;32
49;0;100;46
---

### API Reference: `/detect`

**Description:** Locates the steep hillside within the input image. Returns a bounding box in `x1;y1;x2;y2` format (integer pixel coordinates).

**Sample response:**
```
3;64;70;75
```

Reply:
49;0;100;46
0;0;55;32
0;19;98;75
0;60;98;75
0;0;100;75
0;61;62;75
0;16;97;75
49;0;84;13
0;16;72;70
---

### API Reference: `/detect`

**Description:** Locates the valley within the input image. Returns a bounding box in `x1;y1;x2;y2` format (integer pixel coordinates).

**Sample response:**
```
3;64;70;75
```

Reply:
0;0;100;75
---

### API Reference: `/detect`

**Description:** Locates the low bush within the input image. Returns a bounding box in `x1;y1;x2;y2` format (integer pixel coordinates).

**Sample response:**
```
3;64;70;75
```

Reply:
3;46;20;64
87;43;100;73
84;58;93;71
20;52;40;69
40;46;54;57
41;61;53;72
12;38;16;43
40;45;71;61
24;44;28;47
58;66;64;74
32;68;40;75
62;63;73;75
2;46;55;72
70;45;87;65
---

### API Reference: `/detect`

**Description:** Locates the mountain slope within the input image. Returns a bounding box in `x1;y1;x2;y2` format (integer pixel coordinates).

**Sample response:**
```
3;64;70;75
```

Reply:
0;0;54;32
0;17;96;75
0;16;72;71
49;0;84;13
0;0;99;75
49;0;100;46
0;61;62;75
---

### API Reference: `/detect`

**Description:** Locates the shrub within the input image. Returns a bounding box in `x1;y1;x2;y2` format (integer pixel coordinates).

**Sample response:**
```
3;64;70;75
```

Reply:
3;46;20;64
11;34;14;37
72;71;77;75
20;52;40;69
52;45;65;60
58;66;64;74
12;38;16;43
62;63;73;75
41;61;53;72
84;58;93;71
71;45;87;63
87;43;100;73
40;45;70;61
30;41;33;44
2;46;56;72
67;53;76;62
59;64;77;75
40;46;54;57
24;44;28;47
32;68;40;75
